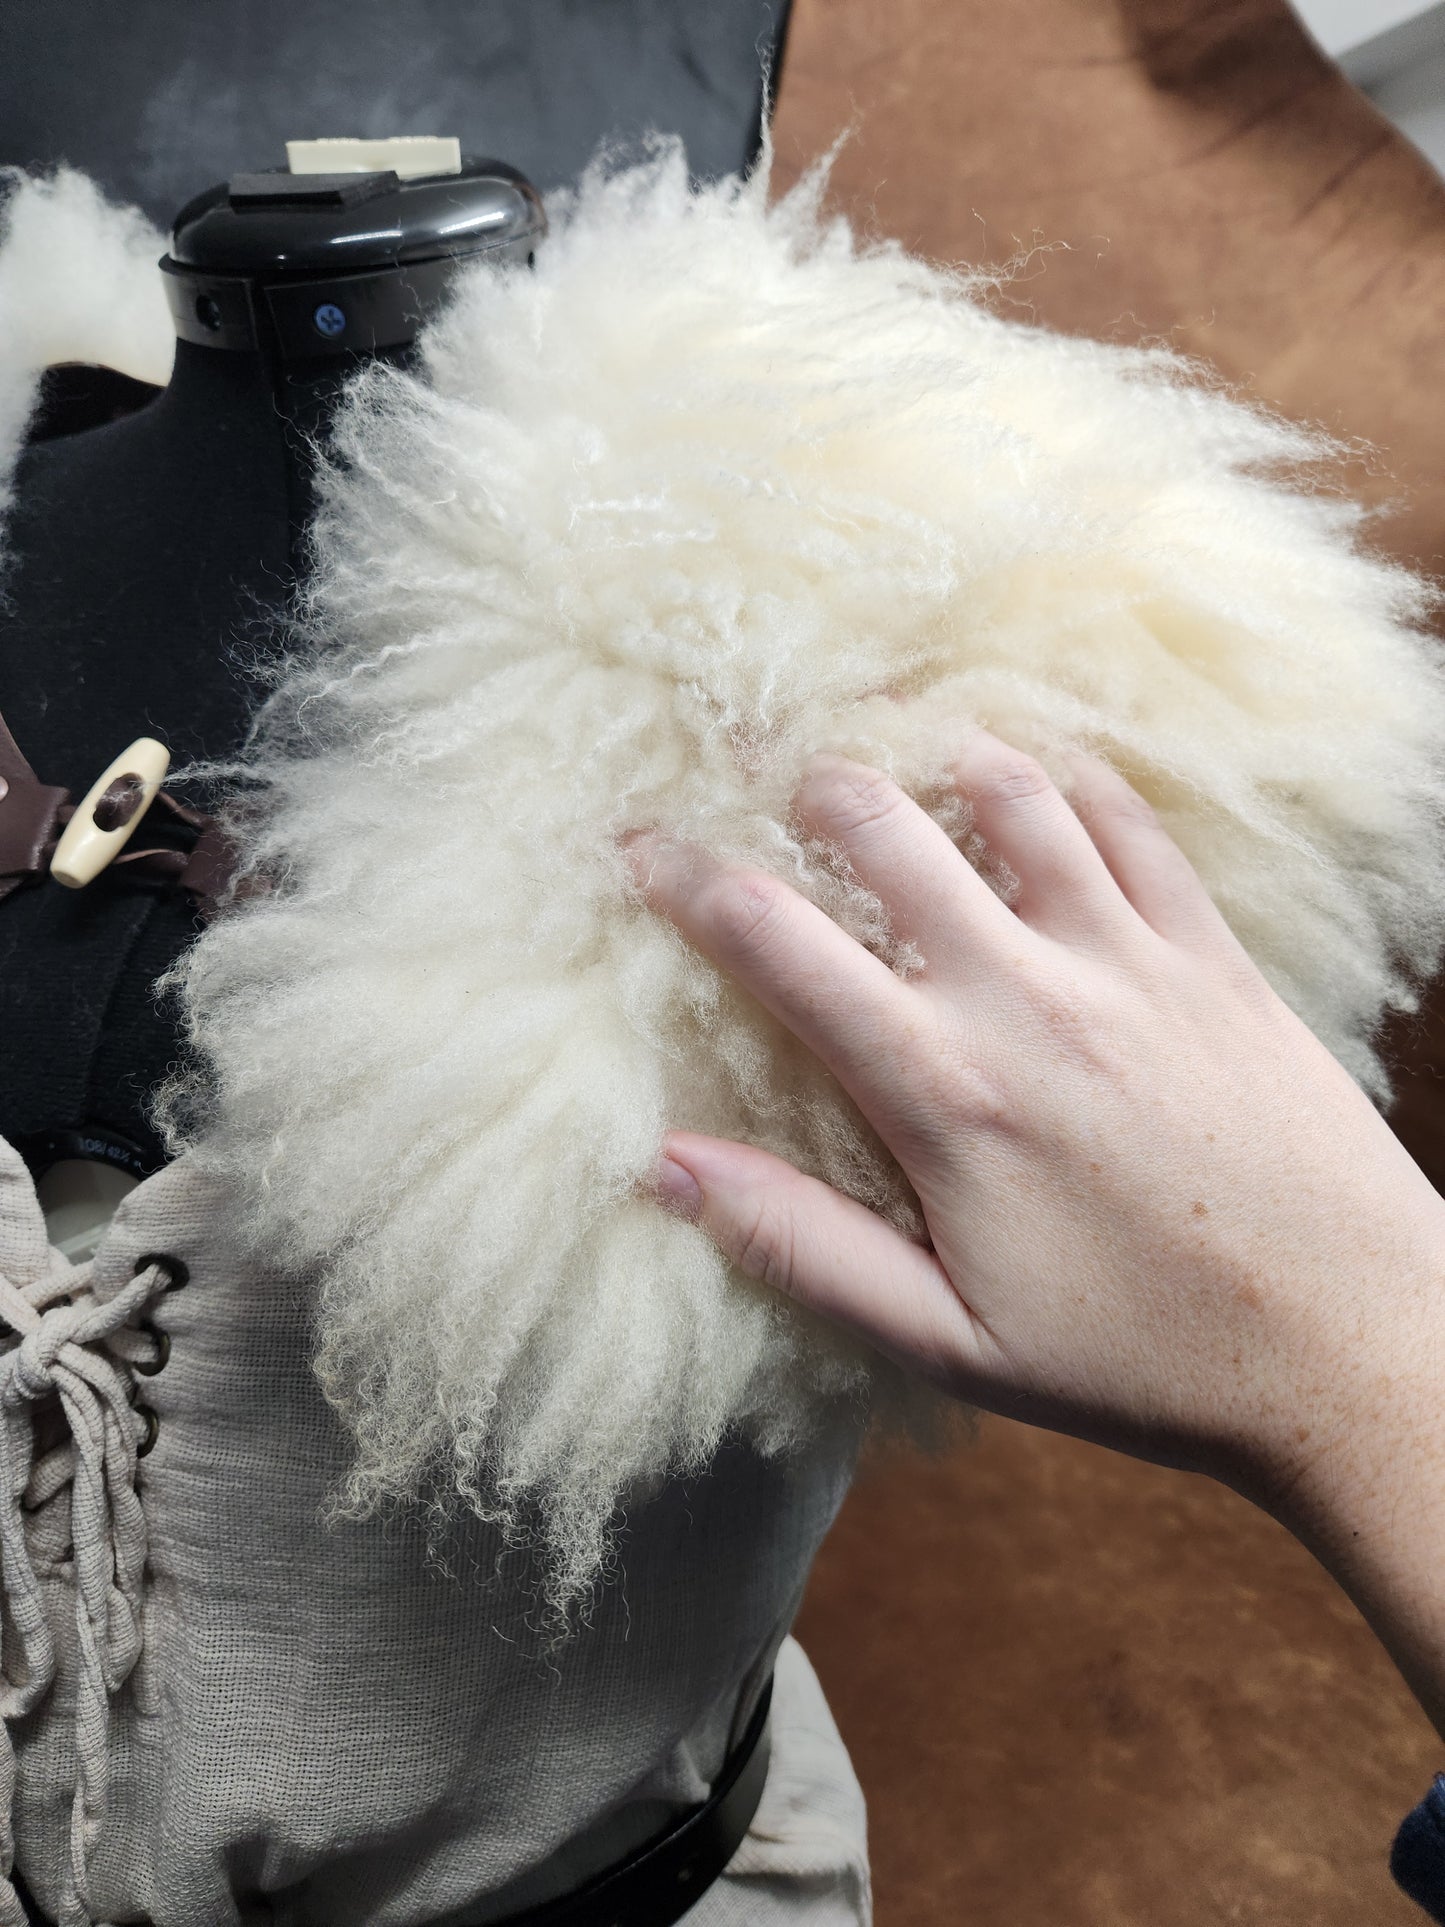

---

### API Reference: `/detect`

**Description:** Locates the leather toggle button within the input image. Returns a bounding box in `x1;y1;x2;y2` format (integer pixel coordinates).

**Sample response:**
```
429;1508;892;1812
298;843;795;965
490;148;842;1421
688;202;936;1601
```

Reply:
50;737;169;888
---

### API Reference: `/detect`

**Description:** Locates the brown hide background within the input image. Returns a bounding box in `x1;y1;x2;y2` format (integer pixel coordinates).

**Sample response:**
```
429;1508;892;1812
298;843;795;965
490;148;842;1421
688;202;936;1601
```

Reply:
771;4;1445;1922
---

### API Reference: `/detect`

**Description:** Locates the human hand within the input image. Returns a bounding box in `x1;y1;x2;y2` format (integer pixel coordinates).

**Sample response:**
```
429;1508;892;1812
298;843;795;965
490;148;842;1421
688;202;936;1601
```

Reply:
628;735;1445;1520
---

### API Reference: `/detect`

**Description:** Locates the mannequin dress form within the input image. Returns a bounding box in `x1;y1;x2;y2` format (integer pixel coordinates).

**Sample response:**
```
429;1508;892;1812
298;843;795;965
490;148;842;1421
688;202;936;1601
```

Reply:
0;0;788;1234
0;138;869;1927
0;157;543;1233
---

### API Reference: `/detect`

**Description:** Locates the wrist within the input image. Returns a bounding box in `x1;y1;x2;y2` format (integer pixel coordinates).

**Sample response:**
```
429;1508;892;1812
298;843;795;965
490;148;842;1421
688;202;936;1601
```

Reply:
1237;1272;1445;1733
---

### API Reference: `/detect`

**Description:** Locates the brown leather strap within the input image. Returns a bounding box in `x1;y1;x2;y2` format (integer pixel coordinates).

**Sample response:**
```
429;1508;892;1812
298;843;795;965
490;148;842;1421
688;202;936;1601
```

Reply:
0;710;39;788
0;714;70;907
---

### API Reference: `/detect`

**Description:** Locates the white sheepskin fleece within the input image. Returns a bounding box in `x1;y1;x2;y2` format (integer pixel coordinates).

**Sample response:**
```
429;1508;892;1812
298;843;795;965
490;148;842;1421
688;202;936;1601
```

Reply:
0;169;172;532
152;139;1445;1599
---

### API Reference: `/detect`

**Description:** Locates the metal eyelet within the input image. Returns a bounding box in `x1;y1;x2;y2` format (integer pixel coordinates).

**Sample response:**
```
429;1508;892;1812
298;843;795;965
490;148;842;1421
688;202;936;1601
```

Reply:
133;1252;189;1292
131;1328;170;1377
134;1405;160;1458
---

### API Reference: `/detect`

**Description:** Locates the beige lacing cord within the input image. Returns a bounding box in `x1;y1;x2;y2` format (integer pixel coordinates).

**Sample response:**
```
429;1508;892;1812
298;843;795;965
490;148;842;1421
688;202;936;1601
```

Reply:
0;1257;171;1927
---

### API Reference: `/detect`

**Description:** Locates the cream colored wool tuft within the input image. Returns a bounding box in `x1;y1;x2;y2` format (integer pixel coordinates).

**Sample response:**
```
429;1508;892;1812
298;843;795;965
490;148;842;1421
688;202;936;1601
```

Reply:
0;169;172;532
159;140;1445;1598
4;150;1442;1603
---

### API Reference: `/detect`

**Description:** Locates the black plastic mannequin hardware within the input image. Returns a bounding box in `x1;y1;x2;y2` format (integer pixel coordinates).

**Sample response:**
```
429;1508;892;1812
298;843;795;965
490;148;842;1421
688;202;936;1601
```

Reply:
162;160;543;358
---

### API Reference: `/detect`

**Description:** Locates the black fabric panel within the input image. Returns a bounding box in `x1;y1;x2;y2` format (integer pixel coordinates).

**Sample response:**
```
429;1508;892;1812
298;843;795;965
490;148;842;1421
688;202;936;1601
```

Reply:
28;367;164;444
0;880;155;1137
0;343;293;795
0;878;198;1169
0;0;791;224
84;888;201;1158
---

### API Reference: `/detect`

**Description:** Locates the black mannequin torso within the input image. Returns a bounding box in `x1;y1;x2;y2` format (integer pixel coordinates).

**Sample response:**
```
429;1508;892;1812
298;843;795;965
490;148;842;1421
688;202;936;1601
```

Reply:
0;0;788;1195
0;162;542;1176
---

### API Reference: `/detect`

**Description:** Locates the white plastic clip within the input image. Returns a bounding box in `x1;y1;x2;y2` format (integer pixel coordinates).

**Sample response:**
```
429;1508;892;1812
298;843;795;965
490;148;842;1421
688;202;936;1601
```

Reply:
50;738;170;889
285;136;462;179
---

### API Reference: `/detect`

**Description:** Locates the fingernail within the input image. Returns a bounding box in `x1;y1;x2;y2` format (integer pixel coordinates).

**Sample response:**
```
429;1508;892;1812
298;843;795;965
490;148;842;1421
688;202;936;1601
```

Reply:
653;1154;703;1222
793;751;857;808
621;829;658;879
623;830;688;896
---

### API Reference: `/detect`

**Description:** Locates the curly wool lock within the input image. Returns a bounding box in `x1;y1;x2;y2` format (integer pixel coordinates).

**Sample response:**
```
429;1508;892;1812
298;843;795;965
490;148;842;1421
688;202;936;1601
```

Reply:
0;167;172;532
157;140;1445;1600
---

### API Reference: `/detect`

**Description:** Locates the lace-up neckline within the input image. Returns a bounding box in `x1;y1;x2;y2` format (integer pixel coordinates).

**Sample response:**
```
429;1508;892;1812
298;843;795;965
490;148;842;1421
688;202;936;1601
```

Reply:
0;1250;171;1927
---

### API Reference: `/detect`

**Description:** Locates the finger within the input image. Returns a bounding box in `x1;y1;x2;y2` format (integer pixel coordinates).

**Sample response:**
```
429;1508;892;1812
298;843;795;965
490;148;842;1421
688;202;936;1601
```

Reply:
627;835;920;1101
792;755;1017;968
1060;755;1241;955
655;1131;989;1386
950;732;1132;944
